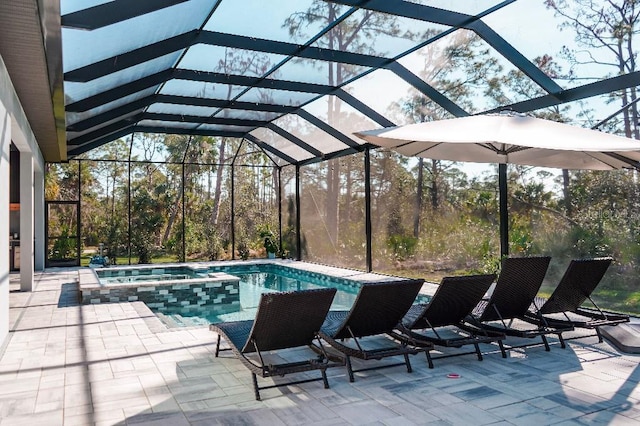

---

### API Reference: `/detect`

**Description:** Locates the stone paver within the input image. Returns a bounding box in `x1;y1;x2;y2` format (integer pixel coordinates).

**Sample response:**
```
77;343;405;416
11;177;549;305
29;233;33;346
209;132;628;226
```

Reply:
1;268;640;425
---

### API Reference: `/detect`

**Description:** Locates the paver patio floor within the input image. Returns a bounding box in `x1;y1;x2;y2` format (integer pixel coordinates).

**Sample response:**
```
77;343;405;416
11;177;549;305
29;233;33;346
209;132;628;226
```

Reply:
1;269;640;425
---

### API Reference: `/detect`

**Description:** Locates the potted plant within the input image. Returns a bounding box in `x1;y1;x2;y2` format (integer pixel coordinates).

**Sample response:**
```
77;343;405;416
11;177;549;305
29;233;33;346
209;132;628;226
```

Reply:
259;225;279;259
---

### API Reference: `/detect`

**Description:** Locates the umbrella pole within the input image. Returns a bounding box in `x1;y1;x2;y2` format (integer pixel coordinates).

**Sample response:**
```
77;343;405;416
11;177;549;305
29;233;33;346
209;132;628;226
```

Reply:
499;163;509;258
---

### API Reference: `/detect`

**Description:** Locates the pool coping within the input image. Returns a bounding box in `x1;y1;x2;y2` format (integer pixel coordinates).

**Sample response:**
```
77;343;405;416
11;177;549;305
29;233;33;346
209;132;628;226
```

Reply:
80;267;239;291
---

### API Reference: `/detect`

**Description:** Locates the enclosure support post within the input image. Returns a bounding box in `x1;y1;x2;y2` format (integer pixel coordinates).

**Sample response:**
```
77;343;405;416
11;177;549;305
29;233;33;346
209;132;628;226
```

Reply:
181;163;186;262
364;147;372;273
277;167;282;254
499;163;508;258
231;164;235;260
128;133;133;265
76;161;81;266
230;141;245;261
295;164;301;261
180;136;192;263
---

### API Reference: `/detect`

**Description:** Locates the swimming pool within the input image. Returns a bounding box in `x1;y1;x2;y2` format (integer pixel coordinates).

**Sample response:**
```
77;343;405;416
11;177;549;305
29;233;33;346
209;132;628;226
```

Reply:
157;264;372;326
83;261;429;327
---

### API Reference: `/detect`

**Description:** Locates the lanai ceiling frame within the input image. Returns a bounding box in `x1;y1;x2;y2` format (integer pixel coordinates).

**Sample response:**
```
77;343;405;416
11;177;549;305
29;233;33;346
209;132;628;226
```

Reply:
61;0;640;166
63;1;369;158
60;0;500;161
65;83;376;158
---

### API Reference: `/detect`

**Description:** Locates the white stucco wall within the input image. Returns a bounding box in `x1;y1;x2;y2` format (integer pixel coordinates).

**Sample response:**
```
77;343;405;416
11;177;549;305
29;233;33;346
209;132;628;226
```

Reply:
0;54;45;348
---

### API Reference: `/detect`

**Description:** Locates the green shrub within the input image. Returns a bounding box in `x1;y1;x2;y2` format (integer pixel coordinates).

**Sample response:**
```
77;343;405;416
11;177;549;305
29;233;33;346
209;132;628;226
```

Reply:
387;234;418;260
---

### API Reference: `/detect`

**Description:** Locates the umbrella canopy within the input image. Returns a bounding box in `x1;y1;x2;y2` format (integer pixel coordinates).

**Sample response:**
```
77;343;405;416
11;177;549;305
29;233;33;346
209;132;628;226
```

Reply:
355;114;640;170
355;113;640;257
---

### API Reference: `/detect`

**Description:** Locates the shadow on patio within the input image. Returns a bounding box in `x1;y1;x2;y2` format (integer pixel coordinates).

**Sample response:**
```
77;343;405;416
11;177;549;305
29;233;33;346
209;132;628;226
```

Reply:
118;333;640;425
1;270;640;425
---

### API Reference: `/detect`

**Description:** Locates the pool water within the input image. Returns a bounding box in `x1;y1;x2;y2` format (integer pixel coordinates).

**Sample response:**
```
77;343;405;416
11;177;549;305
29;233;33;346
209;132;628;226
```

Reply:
156;269;365;326
99;273;196;284
97;262;430;327
96;266;204;284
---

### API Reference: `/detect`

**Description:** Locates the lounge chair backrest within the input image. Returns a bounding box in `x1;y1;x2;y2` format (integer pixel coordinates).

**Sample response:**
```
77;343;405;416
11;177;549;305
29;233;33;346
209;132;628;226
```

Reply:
242;288;337;353
539;257;612;314
408;274;495;329
332;280;423;340
479;256;550;321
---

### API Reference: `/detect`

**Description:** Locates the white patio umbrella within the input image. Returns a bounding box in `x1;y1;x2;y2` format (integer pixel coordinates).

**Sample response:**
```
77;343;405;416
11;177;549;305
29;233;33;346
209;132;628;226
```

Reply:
355;113;640;256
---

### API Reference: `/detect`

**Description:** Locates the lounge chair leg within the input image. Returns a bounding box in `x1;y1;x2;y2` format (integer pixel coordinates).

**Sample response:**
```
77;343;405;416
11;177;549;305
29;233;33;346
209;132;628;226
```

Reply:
474;343;483;361
425;351;434;369
346;356;355;382
558;333;566;349
595;327;604;343
404;353;412;373
215;335;221;357
498;340;507;358
251;373;261;401
321;369;329;389
541;334;550;351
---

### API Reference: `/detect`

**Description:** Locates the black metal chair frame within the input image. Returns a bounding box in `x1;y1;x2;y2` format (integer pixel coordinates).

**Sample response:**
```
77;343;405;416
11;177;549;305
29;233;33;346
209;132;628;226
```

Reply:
210;288;343;400
390;274;506;368
317;279;431;382
524;257;629;343
463;256;573;352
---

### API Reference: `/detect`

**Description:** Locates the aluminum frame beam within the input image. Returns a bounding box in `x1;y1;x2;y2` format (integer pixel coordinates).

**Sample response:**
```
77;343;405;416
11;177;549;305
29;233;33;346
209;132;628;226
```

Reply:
245;134;298;165
61;0;189;30
330;0;562;94
295;110;361;149
487;71;640;114
265;123;324;158
67;94;297;132
64;30;389;83
66;69;337;113
387;62;469;118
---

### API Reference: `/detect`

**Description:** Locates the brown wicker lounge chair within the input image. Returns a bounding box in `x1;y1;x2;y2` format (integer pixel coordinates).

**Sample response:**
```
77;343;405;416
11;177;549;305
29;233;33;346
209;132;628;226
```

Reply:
463;256;573;351
210;288;342;400
317;279;429;382
524;257;629;342
390;274;506;368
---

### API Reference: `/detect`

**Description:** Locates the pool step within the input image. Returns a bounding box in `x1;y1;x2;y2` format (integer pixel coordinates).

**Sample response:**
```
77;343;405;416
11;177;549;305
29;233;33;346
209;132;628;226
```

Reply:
155;312;181;328
155;312;209;328
174;314;209;326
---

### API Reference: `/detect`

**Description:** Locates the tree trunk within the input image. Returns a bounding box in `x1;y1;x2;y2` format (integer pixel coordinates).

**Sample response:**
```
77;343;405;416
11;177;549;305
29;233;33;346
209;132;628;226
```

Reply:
613;37;632;137
162;185;182;246
211;138;227;226
110;174;116;216
344;158;352;228
413;158;424;238
372;153;390;231
430;159;439;210
324;7;341;248
562;169;572;218
326;158;340;246
272;167;278;209
162;166;186;246
631;91;640;140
